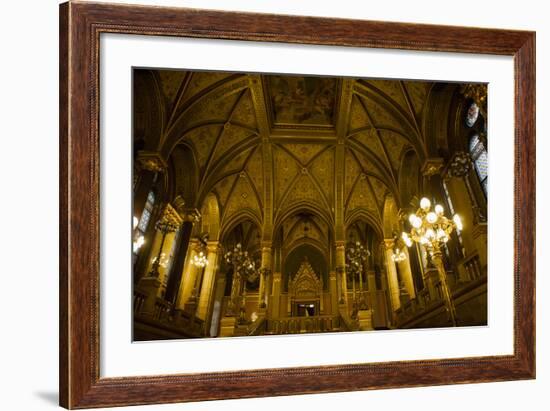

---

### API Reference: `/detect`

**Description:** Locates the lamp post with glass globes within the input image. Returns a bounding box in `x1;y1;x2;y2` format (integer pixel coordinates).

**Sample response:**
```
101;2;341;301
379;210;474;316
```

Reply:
224;243;256;317
345;241;370;311
401;197;463;327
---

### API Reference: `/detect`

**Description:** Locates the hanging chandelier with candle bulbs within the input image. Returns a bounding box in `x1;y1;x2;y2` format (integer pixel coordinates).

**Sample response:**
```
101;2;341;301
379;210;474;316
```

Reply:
224;243;256;281
193;250;209;268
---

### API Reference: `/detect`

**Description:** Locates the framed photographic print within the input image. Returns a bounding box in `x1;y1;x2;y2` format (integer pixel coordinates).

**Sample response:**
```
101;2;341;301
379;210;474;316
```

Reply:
59;1;535;409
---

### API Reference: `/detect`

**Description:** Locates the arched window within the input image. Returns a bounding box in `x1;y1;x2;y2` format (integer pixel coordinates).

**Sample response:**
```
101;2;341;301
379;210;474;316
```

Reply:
133;190;155;255
469;135;488;195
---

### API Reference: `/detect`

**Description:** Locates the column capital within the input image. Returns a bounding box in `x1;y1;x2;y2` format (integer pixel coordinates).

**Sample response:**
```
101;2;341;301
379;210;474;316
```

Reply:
421;157;445;177
260;241;272;250
206;241;221;253
174;201;201;224
443;151;473;180
160;203;183;226
136;150;168;173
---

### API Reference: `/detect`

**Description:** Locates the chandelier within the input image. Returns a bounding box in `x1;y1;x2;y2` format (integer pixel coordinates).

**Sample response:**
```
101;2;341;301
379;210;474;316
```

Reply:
193;250;209;268
148;218;180;278
346;241;370;311
224;243;256;280
401;197;462;326
345;241;370;278
224;243;256;317
390;232;408;262
391;247;407;262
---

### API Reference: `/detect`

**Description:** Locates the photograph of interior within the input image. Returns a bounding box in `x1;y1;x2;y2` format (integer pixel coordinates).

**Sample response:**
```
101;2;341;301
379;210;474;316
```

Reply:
132;69;488;340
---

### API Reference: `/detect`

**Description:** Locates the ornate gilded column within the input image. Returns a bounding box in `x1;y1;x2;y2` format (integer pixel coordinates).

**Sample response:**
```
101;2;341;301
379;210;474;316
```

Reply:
258;242;272;310
383;239;401;312
197;241;221;321
397;248;416;299
335;241;347;305
165;202;200;305
329;271;338;315
137;204;180;316
270;272;282;319
175;239;200;310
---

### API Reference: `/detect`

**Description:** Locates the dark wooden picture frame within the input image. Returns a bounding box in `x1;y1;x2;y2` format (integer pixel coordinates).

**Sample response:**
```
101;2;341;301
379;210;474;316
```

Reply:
59;2;535;409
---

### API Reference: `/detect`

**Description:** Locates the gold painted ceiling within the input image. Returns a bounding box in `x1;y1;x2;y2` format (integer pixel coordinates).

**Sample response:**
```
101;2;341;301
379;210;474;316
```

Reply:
134;69;448;240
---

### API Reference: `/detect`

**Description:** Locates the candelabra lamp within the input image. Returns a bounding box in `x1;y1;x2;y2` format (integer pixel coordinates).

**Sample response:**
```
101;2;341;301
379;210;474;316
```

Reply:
345;241;370;310
148;218;179;278
192;250;209;268
224;243;256;316
401;197;463;326
390;234;407;263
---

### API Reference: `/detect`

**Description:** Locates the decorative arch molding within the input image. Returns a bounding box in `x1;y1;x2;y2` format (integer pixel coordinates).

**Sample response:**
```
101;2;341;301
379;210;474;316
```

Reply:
346;139;399;195
161;120;259;160
382;193;400;238
273;201;335;237
423;82;459;157
168;142;200;207
344;209;384;240
283;237;329;262
197;136;262;204
134;70;166;152
398;148;423;208
353;84;426;160
200;192;221;241
219;209;263;242
161;74;249;146
354;80;420;138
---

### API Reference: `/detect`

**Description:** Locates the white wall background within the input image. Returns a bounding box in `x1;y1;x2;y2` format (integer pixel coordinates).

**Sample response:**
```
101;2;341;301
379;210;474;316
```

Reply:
0;0;546;410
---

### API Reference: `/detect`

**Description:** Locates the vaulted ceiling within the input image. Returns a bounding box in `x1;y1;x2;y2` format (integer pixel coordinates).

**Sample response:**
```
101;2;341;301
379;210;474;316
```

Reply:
134;69;449;239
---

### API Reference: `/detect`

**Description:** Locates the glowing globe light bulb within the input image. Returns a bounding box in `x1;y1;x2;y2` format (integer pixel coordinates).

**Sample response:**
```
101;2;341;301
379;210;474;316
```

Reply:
425;228;436;240
401;232;412;247
411;216;422;229
133;216;139;229
453;214;463;231
420;197;431;211
435;204;444;215
426;212;438;224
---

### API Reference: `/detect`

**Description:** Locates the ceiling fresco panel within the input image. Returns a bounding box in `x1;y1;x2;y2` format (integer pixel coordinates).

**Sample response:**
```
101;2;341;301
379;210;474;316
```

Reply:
266;75;338;127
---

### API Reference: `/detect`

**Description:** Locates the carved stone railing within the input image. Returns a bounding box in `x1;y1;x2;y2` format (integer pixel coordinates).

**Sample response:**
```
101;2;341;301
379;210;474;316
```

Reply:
247;315;267;336
133;287;147;314
266;315;342;334
460;253;483;281
133;288;205;339
395;273;487;328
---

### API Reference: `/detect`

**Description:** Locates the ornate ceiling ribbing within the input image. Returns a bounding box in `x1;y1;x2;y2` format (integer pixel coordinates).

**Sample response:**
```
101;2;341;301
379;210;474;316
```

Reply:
137;70;435;237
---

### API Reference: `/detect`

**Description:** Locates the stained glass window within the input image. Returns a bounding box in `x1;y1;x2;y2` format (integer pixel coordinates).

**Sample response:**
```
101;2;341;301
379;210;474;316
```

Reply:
134;190;155;255
465;102;480;127
469;135;488;195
